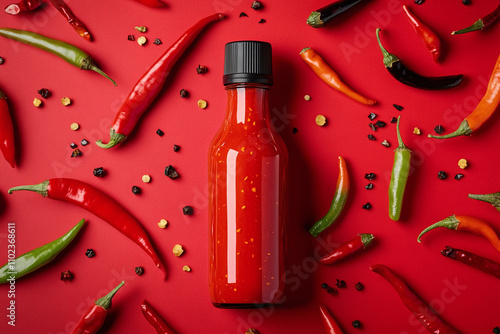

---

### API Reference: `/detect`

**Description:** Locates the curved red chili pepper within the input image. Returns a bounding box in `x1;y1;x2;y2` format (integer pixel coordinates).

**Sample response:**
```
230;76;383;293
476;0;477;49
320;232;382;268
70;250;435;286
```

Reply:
47;0;92;41
319;305;344;334
8;178;166;276
134;0;166;7
0;91;15;168
4;0;42;15
442;246;500;279
452;4;500;35
370;264;461;334
319;233;374;265
141;300;177;334
403;5;441;62
72;281;125;334
96;13;224;149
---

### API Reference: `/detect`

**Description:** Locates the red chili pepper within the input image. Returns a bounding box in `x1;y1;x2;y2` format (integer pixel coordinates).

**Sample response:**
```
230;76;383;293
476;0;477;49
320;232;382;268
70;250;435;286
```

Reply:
418;215;500;252
8;178;166;275
4;0;42;15
133;0;166;7
402;5;441;62
141;300;177;334
441;246;500;279
47;0;92;41
370;264;461;334
319;234;374;265
319;305;344;334
96;13;224;149
71;281;125;334
0;91;15;168
452;4;500;35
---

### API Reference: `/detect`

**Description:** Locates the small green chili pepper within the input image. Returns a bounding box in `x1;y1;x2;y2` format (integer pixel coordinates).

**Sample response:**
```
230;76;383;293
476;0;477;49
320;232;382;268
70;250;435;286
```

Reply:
0;219;85;284
309;156;350;237
468;191;500;212
0;28;116;86
388;116;411;221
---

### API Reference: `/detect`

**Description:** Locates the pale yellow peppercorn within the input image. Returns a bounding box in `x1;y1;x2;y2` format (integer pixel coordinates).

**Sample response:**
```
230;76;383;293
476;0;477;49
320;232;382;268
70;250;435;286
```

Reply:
137;36;147;46
142;174;151;183
182;265;191;272
413;127;421;135
33;98;42;107
197;99;208;109
304;94;311;101
61;97;71;106
458;158;468;169
173;244;184;257
135;26;147;33
158;219;168;229
70;123;79;131
315;115;326;126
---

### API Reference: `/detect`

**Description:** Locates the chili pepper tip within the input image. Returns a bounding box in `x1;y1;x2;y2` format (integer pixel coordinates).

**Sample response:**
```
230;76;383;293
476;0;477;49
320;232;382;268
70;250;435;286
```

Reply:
96;129;127;149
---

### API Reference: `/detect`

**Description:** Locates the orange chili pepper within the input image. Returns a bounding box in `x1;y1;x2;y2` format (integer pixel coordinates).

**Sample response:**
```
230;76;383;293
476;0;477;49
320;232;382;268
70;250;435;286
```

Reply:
429;53;500;139
418;215;500;252
300;47;376;105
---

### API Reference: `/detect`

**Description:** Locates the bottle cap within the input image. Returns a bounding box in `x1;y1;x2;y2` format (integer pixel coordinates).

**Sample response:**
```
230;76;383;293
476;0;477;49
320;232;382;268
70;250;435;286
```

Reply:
223;41;273;86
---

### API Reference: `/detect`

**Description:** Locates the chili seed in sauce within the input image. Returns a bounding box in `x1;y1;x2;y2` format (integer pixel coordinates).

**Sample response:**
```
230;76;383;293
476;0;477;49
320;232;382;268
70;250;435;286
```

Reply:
135;266;144;276
362;202;372;209
183;205;194;215
173;145;180;152
132;185;142;194
365;183;374;190
367;134;376;140
93;167;104;177
391;117;398;123
369;123;376;131
156;129;164;136
165;165;180;179
365;173;376;180
368;112;377;120
393;104;404;111
251;1;262;10
61;270;73;281
434;125;444;134
455;173;464;180
70;143;77;149
437;171;447;180
33;98;43;107
81;139;89;146
153;38;162;45
239;12;248;17
355;282;364;291
258;19;266;23
128;34;135;41
352;320;362;328
335;279;346;288
38;88;51;98
375;120;386;127
85;249;96;258
196;65;208;74
179;89;189;98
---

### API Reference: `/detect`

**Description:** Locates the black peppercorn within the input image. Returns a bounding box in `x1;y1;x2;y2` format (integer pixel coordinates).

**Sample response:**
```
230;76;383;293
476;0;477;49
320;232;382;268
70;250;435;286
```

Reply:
355;282;364;291
375;120;386;127
367;134;376;140
165;165;180;179
81;139;89;146
93;167;104;177
462;0;470;4
38;88;51;98
414;0;424;4
156;129;164;136
179;89;189;98
335;279;346;288
61;270;74;281
251;1;262;10
326;287;338;295
368;112;377;120
196;65;208;74
132;186;141;194
352;320;362;328
85;249;96;258
0;57;4;65
239;12;248;17
455;173;464;180
362;202;372;209
434;125;444;134
292;127;298;134
493;326;500;334
391;117;398;123
153;38;162;45
183;205;194;215
321;283;329;289
393;104;404;111
127;34;135;41
369;123;376;131
258;18;266;23
365;183;374;190
70;142;77;149
135;266;144;276
173;145;180;152
364;173;376;180
437;171;447;180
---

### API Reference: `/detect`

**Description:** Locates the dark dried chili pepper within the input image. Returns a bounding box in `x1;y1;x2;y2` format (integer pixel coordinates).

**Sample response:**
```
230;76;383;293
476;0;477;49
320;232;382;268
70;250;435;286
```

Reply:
418;215;500;252
5;0;42;15
319;305;344;334
403;5;441;62
429;53;500;139
388;116;411;221
309;157;349;237
319;234;374;265
452;4;500;35
441;246;500;279
96;13;224;148
47;0;91;41
376;28;463;90
370;264;461;334
0;90;16;168
141;300;177;334
307;0;366;28
468;191;500;212
0;28;115;85
8;178;166;275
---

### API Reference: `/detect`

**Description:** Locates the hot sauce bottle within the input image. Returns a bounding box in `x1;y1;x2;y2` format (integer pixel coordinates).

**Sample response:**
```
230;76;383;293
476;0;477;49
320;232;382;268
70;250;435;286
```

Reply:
208;41;288;308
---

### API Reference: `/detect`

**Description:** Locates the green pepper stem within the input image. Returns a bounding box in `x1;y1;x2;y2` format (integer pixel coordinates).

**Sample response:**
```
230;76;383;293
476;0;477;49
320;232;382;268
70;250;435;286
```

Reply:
469;192;500;212
96;128;127;149
299;47;311;54
417;215;460;243
89;64;117;87
359;233;374;248
451;19;485;35
375;28;400;68
8;180;49;196
95;281;125;310
306;11;324;28
396;116;407;149
428;119;472;139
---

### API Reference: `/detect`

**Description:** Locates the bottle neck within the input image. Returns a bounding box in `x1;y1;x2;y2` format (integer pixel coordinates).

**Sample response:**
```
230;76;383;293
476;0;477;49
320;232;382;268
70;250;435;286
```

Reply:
225;83;271;125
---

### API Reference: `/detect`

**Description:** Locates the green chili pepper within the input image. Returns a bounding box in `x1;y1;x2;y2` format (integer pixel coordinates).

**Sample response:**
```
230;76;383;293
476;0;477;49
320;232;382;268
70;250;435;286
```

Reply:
309;156;350;237
0;219;85;284
0;28;116;86
468;191;500;212
388;116;411;221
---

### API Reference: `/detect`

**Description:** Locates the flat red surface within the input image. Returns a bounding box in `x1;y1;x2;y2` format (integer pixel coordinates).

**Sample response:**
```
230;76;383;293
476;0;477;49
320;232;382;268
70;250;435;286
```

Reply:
0;0;499;333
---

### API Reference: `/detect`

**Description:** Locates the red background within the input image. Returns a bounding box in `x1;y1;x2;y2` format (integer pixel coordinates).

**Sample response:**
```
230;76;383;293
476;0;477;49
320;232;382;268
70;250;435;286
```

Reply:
0;0;499;333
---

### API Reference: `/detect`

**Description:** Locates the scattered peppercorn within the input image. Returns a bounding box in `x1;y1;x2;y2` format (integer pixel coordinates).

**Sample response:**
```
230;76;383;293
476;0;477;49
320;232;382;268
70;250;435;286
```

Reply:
462;0;470;4
197;99;208;109
367;134;376;140
153;38;162;45
391;117;398;123
135;266;144;276
414;0;424;4
369;123;376;131
258;19;266;23
437;171;447;180
326;287;338;295
245;329;260;334
165;165;180;179
352;320;362;328
156;129;164;136
392;104;404;111
93;167;104;177
179;89;189;98
33;98;43;107
355;282;364;291
413;127;421;135
375;120;386;128
183;265;191;272
493;326;500;334
61;270;73;281
321;283;329;289
132;186;142;195
455;173;464;180
128;34;135;41
315;115;327;126
81;139;89;146
239;12;248;17
365;183;374;190
137;36;147;46
368;112;377;120
85;249;96;258
70;123;79;131
135;26;147;33
251;1;262;10
142;174;151;183
335;279;346;288
292;127;298;134
434;125;444;134
173;244;184;257
173;144;180;152
183;205;194;215
70;142;77;149
61;97;71;106
458;158;468;169
0;57;4;65
365;173;376;180
381;140;390;147
71;149;82;157
196;65;208;74
38;88;51;98
362;202;372;209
